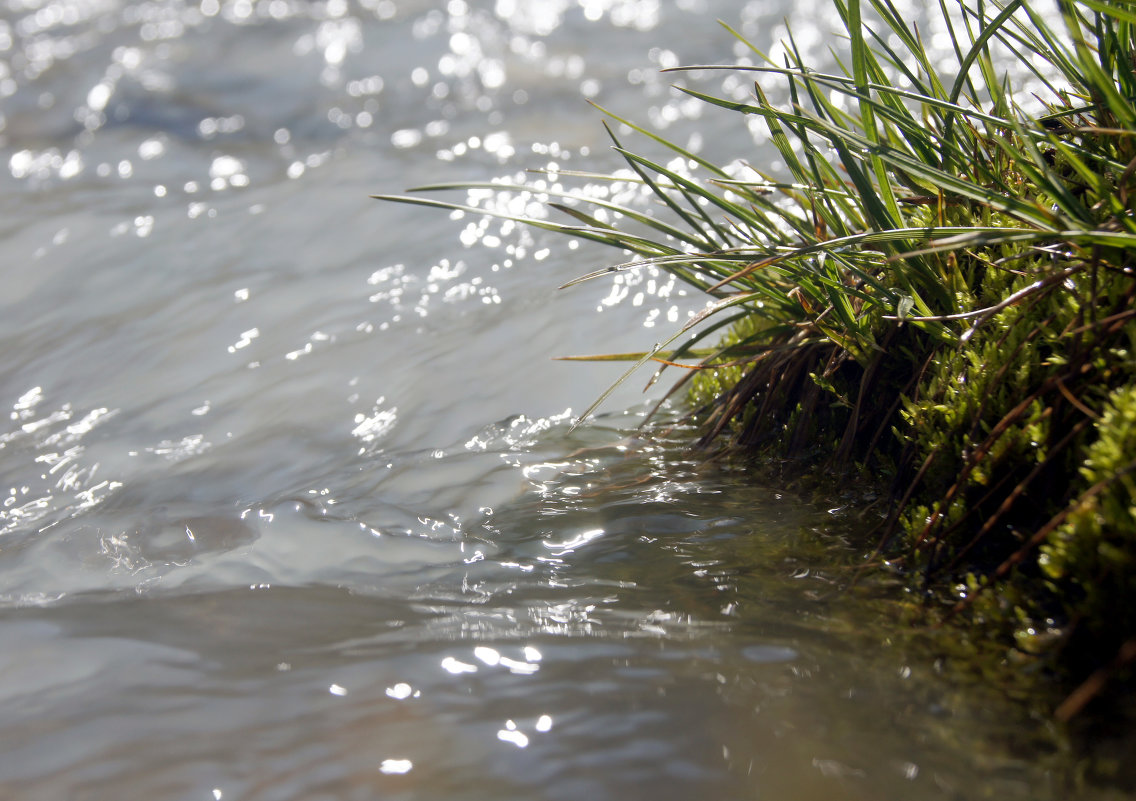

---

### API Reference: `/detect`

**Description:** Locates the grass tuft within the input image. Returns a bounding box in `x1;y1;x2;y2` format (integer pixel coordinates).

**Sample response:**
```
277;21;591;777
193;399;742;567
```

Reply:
377;0;1136;720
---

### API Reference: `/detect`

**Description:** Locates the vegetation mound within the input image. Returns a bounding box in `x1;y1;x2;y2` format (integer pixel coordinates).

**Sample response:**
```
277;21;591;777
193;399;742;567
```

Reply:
378;0;1136;724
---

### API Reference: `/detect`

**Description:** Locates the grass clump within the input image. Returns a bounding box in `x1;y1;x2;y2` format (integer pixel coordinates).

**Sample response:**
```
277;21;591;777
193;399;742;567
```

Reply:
377;0;1136;720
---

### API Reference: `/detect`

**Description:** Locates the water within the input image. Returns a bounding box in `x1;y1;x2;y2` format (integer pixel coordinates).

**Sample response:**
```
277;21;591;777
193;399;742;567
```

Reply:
0;0;1122;798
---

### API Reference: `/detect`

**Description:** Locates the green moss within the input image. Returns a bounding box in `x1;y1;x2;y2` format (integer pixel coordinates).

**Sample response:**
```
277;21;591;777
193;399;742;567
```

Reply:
1043;383;1136;668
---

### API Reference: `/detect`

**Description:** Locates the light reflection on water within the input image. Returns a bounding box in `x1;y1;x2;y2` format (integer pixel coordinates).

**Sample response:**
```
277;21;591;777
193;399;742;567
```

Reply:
0;0;1112;798
0;427;1076;800
0;401;1085;797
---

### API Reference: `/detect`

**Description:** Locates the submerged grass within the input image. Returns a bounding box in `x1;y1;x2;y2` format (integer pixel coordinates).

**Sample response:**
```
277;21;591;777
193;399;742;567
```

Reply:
377;0;1136;725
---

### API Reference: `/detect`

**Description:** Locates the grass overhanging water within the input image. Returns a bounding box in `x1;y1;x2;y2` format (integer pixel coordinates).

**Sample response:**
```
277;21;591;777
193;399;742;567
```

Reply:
377;0;1136;738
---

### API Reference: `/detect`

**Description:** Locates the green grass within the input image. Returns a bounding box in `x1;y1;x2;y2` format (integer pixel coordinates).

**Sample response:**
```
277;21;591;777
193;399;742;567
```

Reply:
377;0;1136;722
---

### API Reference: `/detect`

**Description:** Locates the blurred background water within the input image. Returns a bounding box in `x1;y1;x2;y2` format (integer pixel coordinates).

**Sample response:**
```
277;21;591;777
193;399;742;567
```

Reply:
0;0;1121;798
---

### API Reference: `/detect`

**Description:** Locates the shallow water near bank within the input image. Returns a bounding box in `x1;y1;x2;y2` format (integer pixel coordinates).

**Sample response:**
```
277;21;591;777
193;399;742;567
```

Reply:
0;419;1097;800
0;0;1125;797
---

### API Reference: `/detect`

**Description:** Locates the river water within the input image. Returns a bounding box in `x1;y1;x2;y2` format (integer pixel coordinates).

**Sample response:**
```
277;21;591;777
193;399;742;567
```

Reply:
0;0;1122;798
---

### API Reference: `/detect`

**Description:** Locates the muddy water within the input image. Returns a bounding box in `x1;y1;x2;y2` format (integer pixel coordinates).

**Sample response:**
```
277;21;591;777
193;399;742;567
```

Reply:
0;0;1120;798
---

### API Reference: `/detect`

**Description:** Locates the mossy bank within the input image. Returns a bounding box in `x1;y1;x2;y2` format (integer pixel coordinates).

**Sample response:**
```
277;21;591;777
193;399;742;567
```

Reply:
379;0;1136;732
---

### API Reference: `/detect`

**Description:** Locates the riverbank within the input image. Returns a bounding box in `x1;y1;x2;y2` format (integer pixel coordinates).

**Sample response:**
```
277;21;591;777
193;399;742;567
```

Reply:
380;0;1136;735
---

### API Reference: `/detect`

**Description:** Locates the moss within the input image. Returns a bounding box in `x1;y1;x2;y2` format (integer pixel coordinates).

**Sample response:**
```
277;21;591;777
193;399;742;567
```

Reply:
695;236;1136;714
1043;383;1136;674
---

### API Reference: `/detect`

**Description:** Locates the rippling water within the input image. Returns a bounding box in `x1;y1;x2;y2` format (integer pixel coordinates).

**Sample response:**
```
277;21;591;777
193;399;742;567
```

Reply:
0;0;1120;798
